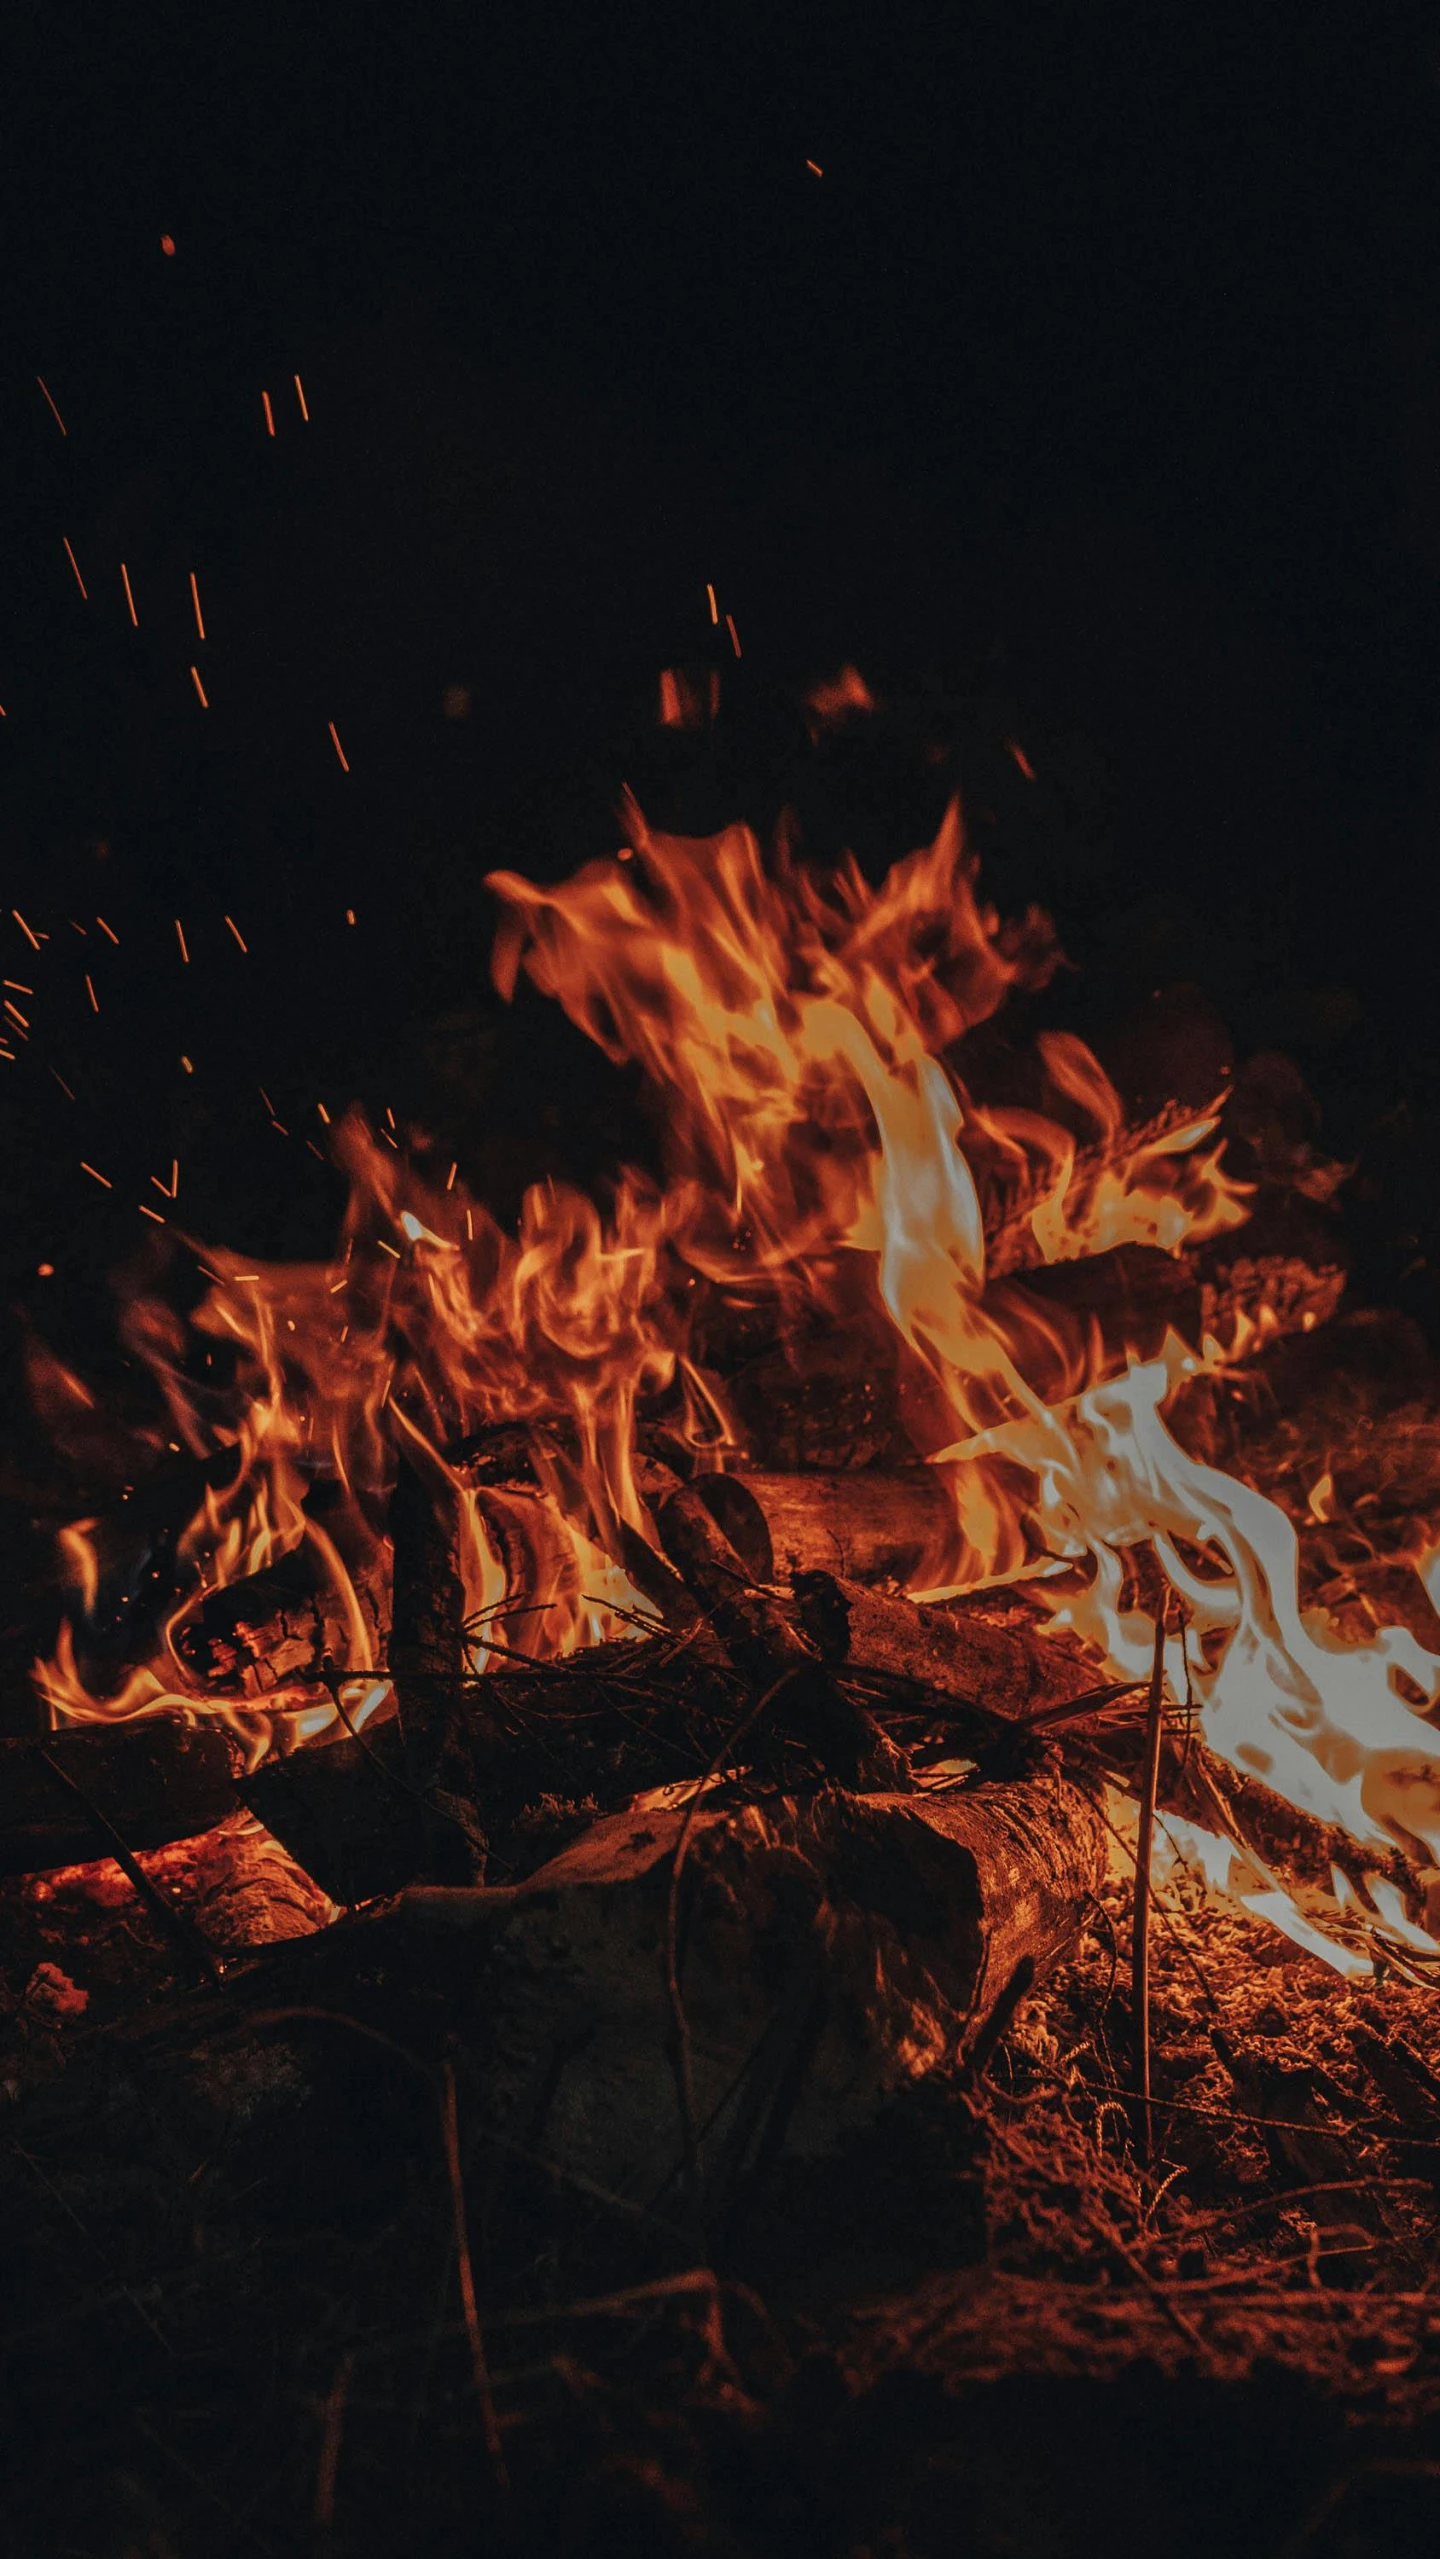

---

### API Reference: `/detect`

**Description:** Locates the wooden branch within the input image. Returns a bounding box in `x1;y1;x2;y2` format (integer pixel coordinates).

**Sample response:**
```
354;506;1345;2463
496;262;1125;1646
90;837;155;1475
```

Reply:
386;1452;487;1881
793;1571;1102;1724
658;1486;910;1791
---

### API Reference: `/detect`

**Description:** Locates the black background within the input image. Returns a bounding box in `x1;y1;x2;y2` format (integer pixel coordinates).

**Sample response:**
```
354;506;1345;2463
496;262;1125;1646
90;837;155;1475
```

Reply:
4;4;1440;1347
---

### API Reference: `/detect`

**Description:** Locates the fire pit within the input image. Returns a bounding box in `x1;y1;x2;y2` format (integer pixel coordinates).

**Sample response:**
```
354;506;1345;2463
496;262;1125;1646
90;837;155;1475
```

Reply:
7;772;1440;2553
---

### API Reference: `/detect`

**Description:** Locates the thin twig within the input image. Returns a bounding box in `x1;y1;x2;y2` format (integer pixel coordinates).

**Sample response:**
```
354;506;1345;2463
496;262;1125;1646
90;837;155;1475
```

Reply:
312;2349;355;2537
1130;1606;1168;2161
440;2060;508;2493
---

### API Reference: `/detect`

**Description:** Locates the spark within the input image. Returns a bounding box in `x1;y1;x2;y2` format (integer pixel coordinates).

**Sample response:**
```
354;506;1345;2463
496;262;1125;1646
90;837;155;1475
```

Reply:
69;919;87;935
258;1086;275;1114
80;1162;112;1188
12;913;40;948
120;563;138;626
329;1278;347;1294
725;611;742;658
36;377;67;436
1007;739;1036;781
327;720;350;772
189;572;206;641
84;975;99;1012
261;390;276;436
706;582;718;624
376;1237;401;1260
138;1204;166;1225
294;374;309;421
180;1055;194;1074
174;918;190;963
224;914;247;951
50;1069;75;1099
189;666;209;708
37;1263;54;1276
305;1139;326;1161
62;539;88;599
96;915;119;944
270;1118;289;1136
465;1207;474;1240
316;1102;331;1124
4;979;33;992
806;159;824;176
161;234;176;256
4;1000;30;1029
446;1161;457;1191
344;907;356;925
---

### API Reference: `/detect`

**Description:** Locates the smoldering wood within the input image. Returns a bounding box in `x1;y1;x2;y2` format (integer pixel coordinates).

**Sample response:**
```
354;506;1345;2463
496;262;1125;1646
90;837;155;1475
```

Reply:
10;1767;1104;2229
658;1485;911;1791
793;1570;1105;1728
239;1721;431;1905
386;1451;487;1881
432;1771;1108;2208
0;1716;238;1877
695;1467;958;1587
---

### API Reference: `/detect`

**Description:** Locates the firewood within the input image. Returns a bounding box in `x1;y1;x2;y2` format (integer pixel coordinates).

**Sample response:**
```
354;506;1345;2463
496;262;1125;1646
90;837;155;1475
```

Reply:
0;1717;238;1877
390;1771;1107;2207
239;1721;431;1905
387;1451;487;1881
792;1570;1103;1725
658;1485;911;1790
696;1468;958;1588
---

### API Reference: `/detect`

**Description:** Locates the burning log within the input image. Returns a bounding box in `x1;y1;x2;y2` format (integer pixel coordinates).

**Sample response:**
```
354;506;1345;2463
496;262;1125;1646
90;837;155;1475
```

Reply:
658;1485;910;1790
239;1722;430;1906
690;1468;957;1588
793;1571;1103;1726
720;1241;1344;1475
0;1717;238;1877
394;1770;1107;2208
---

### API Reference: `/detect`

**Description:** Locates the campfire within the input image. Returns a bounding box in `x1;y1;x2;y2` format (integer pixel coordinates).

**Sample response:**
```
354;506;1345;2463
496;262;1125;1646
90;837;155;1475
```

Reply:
9;778;1440;2548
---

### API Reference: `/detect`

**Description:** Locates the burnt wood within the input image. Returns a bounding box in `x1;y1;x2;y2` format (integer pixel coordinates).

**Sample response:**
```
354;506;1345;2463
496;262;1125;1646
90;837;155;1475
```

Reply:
0;1716;238;1876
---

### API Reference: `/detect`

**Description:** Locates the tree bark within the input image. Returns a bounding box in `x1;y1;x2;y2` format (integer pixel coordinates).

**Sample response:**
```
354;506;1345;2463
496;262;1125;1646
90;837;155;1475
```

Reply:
658;1486;911;1790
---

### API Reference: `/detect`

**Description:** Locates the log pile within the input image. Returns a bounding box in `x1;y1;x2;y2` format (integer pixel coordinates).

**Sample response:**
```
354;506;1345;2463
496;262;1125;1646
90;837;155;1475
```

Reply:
15;1184;1440;2554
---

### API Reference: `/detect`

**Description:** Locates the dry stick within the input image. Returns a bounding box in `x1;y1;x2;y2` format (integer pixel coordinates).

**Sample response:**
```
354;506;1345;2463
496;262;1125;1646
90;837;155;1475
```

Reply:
1130;1605;1169;2163
440;2060;509;2494
36;1744;223;1988
664;1669;802;2231
312;2349;355;2539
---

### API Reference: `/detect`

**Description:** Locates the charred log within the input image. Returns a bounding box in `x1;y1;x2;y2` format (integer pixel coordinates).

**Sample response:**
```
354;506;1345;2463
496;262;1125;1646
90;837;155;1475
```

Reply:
386;1452;487;1881
0;1717;238;1877
793;1570;1105;1728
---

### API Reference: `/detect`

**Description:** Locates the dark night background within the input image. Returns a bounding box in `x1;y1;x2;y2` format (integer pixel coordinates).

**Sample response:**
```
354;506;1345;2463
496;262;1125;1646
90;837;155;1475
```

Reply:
5;4;1440;1365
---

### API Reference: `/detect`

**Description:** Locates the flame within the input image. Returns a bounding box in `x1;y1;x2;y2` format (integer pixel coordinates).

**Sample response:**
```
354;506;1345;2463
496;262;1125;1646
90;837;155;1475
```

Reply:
29;793;1440;1969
